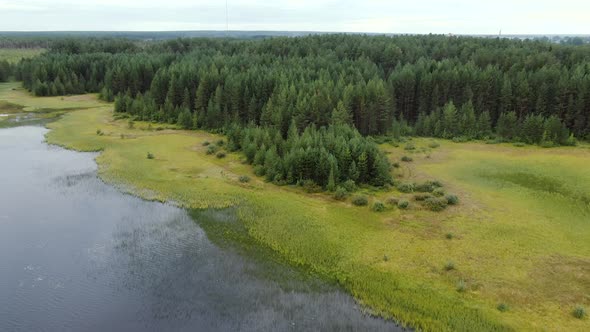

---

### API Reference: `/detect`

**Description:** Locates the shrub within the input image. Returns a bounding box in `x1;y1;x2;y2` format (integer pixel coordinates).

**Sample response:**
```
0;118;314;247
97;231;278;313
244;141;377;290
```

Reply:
146;152;154;159
96;129;104;136
428;141;440;148
404;143;416;151
444;261;455;271
216;139;225;146
352;195;369;206
452;136;469;143
445;233;454;240
397;182;415;193
202;141;211;146
239;175;251;183
415;181;440;192
401;156;413;162
216;151;226;159
206;145;218;155
372;201;386;212
392;162;400;168
254;165;265;177
302;180;322;193
397;200;410;209
573;306;586;319
565;134;577;146
385;197;399;205
424;197;448;212
497;303;509;312
428;180;443;188
333;187;348;201
446;194;459;205
513;142;526;147
432;188;446;197
341;180;357;192
414;193;432;201
456;280;467;292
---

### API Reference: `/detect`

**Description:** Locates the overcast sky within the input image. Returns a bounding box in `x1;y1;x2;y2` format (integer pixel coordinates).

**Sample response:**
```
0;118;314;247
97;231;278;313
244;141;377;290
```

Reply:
1;0;588;34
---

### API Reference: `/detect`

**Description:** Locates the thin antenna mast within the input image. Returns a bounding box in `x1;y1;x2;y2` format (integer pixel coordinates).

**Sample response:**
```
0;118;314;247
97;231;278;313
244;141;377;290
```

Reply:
225;0;229;36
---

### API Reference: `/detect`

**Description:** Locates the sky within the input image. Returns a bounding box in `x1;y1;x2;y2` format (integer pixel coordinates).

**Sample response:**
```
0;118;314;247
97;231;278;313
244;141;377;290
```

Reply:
0;0;588;34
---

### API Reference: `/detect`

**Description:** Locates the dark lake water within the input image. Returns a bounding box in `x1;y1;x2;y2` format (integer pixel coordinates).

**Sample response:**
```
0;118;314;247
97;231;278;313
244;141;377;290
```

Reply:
0;125;401;331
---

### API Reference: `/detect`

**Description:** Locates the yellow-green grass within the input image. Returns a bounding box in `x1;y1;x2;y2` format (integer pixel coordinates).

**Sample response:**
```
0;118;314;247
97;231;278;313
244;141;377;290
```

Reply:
3;85;589;331
0;82;106;127
0;48;46;64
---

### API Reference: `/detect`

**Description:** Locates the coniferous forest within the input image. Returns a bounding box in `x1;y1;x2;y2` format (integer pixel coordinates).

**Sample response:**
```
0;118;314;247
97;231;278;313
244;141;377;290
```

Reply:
15;35;590;187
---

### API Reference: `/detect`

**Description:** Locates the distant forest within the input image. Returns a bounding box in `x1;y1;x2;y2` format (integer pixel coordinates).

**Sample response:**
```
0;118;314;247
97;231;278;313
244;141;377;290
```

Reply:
6;34;590;187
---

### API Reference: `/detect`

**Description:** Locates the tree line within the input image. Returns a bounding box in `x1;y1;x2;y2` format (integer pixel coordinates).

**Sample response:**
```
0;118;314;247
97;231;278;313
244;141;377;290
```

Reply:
12;35;590;185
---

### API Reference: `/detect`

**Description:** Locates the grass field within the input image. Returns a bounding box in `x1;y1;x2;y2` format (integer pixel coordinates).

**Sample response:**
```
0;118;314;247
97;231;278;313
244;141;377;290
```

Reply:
0;48;46;64
0;82;104;128
2;82;589;331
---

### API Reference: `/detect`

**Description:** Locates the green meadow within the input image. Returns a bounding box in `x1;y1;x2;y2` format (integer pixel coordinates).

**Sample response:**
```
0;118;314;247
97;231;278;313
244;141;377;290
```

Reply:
2;82;589;331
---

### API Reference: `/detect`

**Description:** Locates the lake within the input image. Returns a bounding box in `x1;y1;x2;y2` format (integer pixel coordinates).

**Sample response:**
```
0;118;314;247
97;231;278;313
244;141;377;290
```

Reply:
0;125;401;331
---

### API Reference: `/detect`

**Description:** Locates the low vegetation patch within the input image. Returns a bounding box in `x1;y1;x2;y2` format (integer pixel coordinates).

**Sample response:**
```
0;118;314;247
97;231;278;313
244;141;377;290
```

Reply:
401;156;413;162
397;182;415;193
351;195;369;206
397;200;410;209
424;197;448;212
573;306;586;319
497;303;509;312
372;201;386;212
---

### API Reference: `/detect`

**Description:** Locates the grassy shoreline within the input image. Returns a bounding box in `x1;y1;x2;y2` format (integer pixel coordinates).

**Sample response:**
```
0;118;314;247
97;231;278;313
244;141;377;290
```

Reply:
2;82;589;331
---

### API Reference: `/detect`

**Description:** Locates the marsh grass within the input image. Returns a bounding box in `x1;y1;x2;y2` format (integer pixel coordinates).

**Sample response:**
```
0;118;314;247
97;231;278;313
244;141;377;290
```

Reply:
21;86;589;331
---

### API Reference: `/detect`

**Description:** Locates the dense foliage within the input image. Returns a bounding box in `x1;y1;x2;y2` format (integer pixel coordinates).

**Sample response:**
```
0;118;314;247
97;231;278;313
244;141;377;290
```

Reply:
226;122;392;188
0;60;11;82
17;35;590;141
12;35;590;184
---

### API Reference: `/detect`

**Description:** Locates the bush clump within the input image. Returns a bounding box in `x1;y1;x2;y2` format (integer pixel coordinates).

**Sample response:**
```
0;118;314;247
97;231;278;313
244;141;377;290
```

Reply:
216;151;226;159
372;201;386;212
146;152;155;159
202;141;210;146
414;193;432;201
96;129;104;136
239;175;250;183
444;261;455;271
341;179;357;192
397;182;415;193
428;141;440;148
424;197;448;212
404;143;416;151
573;306;586;319
401;156;413;162
445;233;454;240
206;145;218;155
216;139;225;146
432;187;446;197
301;180;322;193
497;303;509;312
352;195;369;206
333;187;348;201
397;200;410;209
446;194;459;205
456;280;467;292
